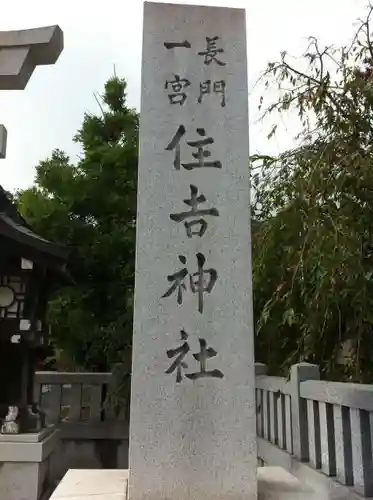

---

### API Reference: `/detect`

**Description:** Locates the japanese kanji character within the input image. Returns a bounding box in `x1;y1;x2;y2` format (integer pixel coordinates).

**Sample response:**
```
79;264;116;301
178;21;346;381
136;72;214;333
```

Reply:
165;74;191;105
161;255;188;305
164;40;191;49
189;253;217;314
170;184;219;238
197;36;227;66
161;253;218;314
165;126;222;170
198;79;226;107
165;329;190;383
186;338;224;380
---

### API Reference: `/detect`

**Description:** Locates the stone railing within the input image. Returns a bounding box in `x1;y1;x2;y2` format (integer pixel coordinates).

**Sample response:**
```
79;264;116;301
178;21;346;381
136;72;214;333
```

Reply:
36;366;373;498
34;370;129;477
34;371;129;438
255;362;373;498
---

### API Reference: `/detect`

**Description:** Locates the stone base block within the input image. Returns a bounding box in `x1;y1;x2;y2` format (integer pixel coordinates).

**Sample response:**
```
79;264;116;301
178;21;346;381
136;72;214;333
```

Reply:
0;425;54;444
0;428;60;500
258;466;318;500
50;469;128;499
50;467;320;500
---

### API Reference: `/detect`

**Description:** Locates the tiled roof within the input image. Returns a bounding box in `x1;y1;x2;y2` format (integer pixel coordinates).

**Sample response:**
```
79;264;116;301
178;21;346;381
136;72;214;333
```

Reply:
0;186;71;274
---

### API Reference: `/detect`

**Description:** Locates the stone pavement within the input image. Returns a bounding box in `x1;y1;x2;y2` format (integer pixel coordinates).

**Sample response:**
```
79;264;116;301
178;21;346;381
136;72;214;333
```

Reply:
49;469;128;500
49;467;318;500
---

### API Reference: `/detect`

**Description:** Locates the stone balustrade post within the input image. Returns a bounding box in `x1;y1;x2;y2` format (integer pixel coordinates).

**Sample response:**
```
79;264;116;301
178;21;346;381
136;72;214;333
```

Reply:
255;362;268;376
290;363;320;462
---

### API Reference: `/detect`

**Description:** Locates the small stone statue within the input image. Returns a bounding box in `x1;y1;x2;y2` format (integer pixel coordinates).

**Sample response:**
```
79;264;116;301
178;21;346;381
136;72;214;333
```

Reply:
1;405;20;434
27;403;46;432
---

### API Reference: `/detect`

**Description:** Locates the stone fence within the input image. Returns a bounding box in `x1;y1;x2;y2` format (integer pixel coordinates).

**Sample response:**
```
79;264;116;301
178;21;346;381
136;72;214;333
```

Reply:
255;362;373;498
35;365;373;498
34;371;129;479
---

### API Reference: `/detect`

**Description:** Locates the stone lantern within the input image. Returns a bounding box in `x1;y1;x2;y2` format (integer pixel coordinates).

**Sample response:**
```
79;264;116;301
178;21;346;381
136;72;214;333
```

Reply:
0;187;70;433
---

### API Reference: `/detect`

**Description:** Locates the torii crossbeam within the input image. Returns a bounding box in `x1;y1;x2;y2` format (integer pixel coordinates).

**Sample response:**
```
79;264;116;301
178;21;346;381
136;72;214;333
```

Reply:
0;25;64;158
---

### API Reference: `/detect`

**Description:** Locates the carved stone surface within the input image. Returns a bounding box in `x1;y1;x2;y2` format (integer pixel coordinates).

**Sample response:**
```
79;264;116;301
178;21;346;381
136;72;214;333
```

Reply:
129;3;256;500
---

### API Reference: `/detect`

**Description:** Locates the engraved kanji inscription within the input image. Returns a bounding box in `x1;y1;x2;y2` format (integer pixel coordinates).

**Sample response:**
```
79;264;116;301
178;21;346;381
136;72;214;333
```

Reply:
170;184;219;238
165;329;190;383
197;36;226;66
165;74;191;105
161;255;187;305
198;79;226;107
186;338;224;380
166;331;224;383
165;125;222;170
161;253;218;313
190;253;217;313
164;40;191;49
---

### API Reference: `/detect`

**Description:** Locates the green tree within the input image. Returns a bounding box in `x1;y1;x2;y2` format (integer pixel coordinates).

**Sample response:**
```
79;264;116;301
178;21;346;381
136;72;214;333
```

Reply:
17;76;138;370
252;5;373;382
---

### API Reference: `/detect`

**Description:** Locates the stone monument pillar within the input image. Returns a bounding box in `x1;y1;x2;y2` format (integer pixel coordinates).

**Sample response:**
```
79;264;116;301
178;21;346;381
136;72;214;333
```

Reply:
129;3;256;500
0;24;64;500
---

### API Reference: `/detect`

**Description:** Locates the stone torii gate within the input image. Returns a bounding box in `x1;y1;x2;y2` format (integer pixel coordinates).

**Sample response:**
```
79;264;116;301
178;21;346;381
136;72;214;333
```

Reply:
0;25;63;158
0;23;64;500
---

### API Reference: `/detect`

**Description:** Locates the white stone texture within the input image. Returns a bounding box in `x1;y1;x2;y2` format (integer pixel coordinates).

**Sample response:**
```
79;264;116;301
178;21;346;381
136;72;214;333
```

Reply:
49;469;128;500
49;468;321;500
0;462;41;500
0;429;59;500
258;467;318;500
129;3;256;500
0;428;59;462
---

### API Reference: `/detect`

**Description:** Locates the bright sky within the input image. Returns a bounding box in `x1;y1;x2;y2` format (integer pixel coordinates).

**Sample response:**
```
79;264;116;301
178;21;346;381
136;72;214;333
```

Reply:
0;0;368;191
